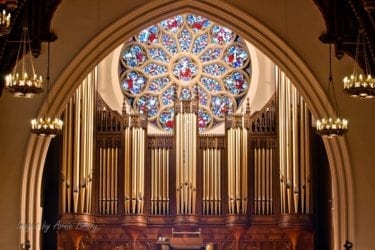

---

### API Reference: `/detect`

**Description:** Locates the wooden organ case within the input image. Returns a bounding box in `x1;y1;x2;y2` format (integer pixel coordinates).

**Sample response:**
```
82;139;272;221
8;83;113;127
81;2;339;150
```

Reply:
58;78;314;249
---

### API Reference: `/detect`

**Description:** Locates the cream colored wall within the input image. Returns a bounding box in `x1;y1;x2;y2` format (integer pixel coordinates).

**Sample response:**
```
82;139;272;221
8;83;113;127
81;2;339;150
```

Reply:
0;1;374;249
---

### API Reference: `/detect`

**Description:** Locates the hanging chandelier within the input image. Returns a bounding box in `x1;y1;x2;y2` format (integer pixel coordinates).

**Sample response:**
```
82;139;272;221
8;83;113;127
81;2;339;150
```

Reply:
0;8;11;36
5;27;43;98
31;41;63;137
31;117;63;137
316;44;349;137
343;28;375;98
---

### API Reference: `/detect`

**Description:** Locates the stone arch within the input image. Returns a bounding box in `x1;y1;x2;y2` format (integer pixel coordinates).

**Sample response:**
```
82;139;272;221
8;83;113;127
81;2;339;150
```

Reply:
19;1;354;249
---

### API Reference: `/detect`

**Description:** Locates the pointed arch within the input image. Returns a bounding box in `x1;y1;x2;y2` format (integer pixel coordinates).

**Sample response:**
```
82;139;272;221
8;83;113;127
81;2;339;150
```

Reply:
19;1;354;249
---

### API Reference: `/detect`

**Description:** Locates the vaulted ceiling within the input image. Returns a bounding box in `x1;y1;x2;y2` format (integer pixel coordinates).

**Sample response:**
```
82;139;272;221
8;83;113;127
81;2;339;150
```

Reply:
0;0;373;96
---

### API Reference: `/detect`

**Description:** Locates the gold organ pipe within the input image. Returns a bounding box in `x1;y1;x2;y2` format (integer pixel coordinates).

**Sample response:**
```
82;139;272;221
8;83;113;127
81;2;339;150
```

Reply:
211;149;214;215
255;147;258;214
261;147;265;215
207;148;210;214
286;79;292;214
292;88;299;214
67;99;73;213
166;149;170;214
305;103;310;214
218;150;221;215
193;115;197;214
151;149;154;214
106;146;110;214
289;81;294;214
102;147;106;214
214;149;218;215
300;98;306;214
228;129;232;214
111;146;115;214
157;148;161;214
115;147;118;214
126;128;130;214
257;148;262;214
133;128;137;214
203;149;206;214
188;114;192;214
141;129;145;214
163;148;167;214
270;147;273;214
235;128;240;214
184;114;188;214
73;88;81;214
98;147;102;214
62;104;68;213
80;81;87;214
265;148;269;215
176;115;180;214
279;70;285;214
124;128;129;214
242;129;248;214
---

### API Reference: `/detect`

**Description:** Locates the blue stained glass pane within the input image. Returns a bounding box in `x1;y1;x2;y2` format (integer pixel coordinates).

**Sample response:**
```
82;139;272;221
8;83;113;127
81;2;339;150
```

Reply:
160;15;184;33
224;45;248;68
137;95;159;117
162;34;178;55
180;88;191;100
148;77;170;91
223;71;248;95
121;71;147;95
193;85;208;106
122;45;147;67
162;85;177;105
178;29;192;52
211;95;233;117
192;33;208;54
149;48;170;62
198;109;211;129
173;57;198;82
211;25;234;44
200;48;222;62
187;15;211;33
159;108;175;131
203;63;227;76
138;25;159;44
143;63;167;76
200;77;222;92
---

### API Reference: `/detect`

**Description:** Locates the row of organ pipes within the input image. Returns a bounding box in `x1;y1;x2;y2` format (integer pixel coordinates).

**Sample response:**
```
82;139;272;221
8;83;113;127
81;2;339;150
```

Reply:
60;67;311;219
175;99;198;215
61;70;95;214
98;142;119;215
124;115;147;215
277;66;311;215
151;147;170;215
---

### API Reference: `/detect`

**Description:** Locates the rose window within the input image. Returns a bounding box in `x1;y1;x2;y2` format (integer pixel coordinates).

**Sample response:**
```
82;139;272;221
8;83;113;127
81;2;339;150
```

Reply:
119;14;251;131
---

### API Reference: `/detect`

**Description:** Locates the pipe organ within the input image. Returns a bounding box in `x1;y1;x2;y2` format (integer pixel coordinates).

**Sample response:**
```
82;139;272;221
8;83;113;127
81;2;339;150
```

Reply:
58;73;315;250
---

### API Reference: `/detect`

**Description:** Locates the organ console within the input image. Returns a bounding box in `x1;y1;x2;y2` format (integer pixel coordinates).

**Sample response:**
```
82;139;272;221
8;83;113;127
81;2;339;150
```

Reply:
57;68;314;250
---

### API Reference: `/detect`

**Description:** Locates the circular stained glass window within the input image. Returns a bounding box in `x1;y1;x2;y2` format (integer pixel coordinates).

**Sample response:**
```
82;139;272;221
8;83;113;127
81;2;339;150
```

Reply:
119;14;251;131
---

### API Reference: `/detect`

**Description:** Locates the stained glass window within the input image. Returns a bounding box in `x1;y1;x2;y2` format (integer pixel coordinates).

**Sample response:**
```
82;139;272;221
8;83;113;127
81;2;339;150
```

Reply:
119;14;251;131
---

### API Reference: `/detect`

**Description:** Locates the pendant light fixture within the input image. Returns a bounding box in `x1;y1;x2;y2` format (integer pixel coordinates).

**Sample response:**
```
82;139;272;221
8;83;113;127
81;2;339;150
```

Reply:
342;28;374;98
0;5;11;36
30;40;63;137
316;44;348;137
5;26;43;97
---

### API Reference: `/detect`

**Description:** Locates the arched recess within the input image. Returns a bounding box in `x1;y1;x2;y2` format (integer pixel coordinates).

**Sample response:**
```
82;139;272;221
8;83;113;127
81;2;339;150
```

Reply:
19;0;355;249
